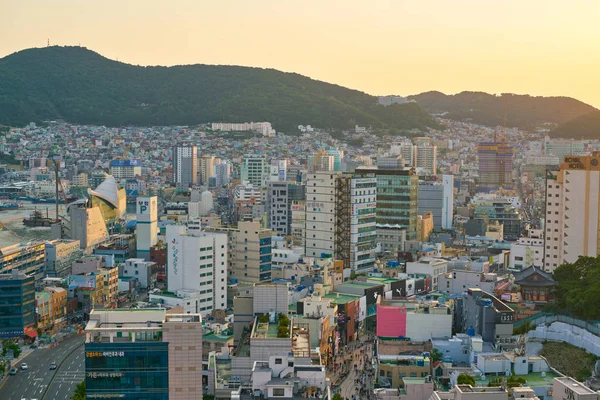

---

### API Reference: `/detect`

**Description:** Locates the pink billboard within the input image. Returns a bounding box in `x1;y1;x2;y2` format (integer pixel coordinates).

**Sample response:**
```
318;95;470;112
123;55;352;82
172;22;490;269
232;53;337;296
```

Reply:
376;304;407;337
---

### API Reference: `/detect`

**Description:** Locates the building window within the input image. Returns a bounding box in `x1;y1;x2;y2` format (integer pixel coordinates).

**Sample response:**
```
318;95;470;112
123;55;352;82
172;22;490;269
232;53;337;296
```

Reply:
275;358;283;364
273;388;285;396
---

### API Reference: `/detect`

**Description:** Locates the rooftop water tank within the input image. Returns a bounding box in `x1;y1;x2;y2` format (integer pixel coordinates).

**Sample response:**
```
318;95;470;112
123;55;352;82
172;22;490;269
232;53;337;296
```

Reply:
467;327;475;336
199;190;214;216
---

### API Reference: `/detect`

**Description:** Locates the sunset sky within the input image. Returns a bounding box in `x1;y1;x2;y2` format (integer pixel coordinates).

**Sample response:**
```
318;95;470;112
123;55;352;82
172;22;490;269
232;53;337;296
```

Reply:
2;0;599;107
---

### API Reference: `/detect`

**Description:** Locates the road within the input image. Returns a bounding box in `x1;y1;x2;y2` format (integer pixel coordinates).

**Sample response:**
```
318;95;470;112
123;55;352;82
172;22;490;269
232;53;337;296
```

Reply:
0;334;84;400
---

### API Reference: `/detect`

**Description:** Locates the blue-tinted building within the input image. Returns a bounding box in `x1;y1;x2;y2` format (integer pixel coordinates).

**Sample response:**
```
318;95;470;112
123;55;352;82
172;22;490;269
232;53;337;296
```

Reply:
84;309;203;400
0;270;36;338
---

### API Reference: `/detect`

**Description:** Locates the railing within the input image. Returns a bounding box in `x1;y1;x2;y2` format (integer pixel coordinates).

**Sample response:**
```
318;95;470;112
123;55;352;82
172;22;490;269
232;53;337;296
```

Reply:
513;312;600;336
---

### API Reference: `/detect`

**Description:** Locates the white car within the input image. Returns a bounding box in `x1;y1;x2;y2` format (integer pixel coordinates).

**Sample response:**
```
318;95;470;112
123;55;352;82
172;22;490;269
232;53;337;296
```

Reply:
20;363;28;370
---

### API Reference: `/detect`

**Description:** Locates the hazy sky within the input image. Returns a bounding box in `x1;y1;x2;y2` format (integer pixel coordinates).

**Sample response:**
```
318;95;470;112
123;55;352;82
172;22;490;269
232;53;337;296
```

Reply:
2;0;600;107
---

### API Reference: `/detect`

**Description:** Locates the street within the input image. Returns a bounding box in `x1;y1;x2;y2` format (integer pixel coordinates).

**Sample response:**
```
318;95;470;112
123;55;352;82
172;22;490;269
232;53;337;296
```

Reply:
0;334;84;400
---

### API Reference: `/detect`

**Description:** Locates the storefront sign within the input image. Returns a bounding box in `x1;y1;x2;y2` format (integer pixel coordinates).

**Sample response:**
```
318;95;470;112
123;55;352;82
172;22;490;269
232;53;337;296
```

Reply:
87;372;124;378
86;351;125;358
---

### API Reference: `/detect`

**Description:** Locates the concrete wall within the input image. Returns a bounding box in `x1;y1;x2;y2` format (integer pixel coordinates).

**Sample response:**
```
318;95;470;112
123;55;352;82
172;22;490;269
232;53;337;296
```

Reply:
164;319;203;400
406;313;452;341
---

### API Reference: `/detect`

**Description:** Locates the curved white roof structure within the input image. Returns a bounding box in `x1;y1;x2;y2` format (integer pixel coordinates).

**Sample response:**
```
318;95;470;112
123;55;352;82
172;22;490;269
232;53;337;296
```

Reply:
88;175;121;208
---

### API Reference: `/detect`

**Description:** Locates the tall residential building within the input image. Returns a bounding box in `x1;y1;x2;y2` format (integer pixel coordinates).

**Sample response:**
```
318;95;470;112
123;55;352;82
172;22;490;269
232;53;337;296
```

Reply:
84;309;203;400
241;155;267;187
267;181;305;237
544;154;600;271
214;162;231;187
109;160;142;180
270;159;288;181
304;172;377;274
389;143;414;167
357;164;418;247
510;229;544;270
308;151;335;172
304;172;337;259
477;141;515;188
136;196;158;261
172;145;198;187
418;175;454;230
166;225;228;315
206;218;272;283
0;270;36;338
199;154;216;185
414;143;437;175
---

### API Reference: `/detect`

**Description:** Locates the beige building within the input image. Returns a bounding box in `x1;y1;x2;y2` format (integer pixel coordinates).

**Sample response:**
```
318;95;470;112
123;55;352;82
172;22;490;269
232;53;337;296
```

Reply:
199;155;216;185
206;217;273;283
417;212;434;242
545;154;600;271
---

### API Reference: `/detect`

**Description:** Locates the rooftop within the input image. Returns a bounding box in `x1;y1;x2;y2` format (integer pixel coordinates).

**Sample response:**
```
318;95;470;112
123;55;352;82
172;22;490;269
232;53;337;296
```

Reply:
322;292;361;305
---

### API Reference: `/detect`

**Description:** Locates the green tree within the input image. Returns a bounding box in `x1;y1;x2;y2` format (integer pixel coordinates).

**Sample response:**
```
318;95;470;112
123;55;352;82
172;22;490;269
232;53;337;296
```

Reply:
457;374;475;386
71;380;86;400
332;393;343;400
2;341;20;358
203;395;215;400
430;348;443;363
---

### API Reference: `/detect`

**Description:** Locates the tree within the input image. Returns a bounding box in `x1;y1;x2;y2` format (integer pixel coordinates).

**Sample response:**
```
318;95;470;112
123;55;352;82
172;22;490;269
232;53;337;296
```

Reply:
430;348;443;363
203;395;215;400
457;374;475;386
71;380;86;400
2;341;20;358
332;393;343;400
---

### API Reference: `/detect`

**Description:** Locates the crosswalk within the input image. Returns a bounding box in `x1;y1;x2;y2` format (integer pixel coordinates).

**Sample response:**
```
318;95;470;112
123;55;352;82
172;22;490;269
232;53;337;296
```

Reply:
52;370;86;384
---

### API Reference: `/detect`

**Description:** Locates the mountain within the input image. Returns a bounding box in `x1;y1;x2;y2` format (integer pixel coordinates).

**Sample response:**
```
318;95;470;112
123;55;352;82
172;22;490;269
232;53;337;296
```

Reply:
0;46;440;132
407;91;597;129
552;110;600;139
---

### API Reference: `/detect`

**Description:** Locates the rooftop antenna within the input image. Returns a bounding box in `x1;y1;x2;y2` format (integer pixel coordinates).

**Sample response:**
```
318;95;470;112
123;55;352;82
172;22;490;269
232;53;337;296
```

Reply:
47;38;50;47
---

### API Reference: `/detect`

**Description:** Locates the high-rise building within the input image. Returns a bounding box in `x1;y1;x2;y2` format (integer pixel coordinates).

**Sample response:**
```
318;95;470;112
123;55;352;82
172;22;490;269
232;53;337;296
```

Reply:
477;142;515;188
166;225;228;315
267;181;305;236
206;218;272;283
308;151;335;172
389;143;414;167
136;196;158;261
109;160;142;180
270;159;288;181
0;270;36;338
84;309;203;400
172;145;198;187
304;172;338;259
544;154;600;271
304;172;377;274
327;148;343;171
442;175;454;229
414;143;437;175
214;162;231;187
357;164;418;247
290;200;306;247
199;154;216;185
418;175;454;230
241;155;267;187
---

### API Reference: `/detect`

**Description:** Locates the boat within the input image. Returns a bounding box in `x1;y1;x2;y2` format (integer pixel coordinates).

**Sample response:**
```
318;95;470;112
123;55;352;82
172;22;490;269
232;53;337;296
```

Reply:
30;195;79;204
0;202;23;210
23;209;59;227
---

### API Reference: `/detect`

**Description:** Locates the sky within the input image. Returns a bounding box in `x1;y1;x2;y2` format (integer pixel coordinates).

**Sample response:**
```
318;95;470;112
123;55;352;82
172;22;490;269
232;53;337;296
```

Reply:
2;0;600;107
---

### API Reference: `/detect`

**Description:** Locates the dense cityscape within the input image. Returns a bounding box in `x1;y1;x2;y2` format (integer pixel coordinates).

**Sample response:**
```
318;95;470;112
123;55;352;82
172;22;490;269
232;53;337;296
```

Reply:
0;112;599;400
1;2;600;399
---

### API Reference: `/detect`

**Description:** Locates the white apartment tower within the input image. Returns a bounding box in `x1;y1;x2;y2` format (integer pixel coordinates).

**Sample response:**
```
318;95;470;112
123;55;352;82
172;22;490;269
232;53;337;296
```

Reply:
172;145;198;187
544;154;600;272
414;143;437;175
304;172;338;258
136;196;158;261
166;225;228;315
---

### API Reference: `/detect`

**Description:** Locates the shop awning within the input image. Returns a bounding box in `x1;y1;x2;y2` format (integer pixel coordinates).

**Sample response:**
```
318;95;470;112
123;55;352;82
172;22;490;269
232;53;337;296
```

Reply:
24;327;38;338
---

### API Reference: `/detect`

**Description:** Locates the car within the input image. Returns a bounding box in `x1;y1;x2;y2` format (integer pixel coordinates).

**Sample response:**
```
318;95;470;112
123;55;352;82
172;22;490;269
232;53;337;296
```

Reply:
9;368;17;375
20;362;28;370
49;362;57;370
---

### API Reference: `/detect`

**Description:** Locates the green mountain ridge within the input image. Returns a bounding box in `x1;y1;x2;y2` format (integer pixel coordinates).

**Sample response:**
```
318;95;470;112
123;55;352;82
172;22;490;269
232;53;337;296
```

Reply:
0;46;440;132
551;110;600;139
407;90;597;130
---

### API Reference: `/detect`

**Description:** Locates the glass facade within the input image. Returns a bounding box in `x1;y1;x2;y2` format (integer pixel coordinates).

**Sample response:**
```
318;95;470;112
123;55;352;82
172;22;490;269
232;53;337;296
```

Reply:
85;342;169;399
0;274;36;337
375;172;418;240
